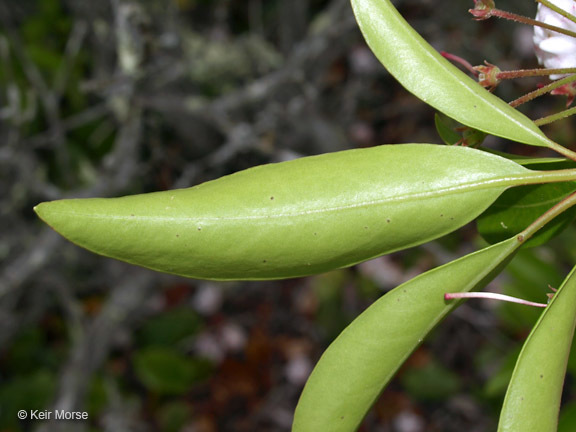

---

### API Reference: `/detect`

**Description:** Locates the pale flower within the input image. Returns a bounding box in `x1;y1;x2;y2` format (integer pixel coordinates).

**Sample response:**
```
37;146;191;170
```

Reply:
533;0;576;79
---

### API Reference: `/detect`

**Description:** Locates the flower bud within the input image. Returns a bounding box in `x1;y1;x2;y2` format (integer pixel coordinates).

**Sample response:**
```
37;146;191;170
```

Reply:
469;0;496;20
551;82;576;106
474;61;501;90
533;0;576;79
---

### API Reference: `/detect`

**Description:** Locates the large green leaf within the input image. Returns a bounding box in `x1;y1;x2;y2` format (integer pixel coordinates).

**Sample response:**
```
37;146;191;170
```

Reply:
351;0;555;148
292;236;522;432
36;144;541;280
498;265;576;432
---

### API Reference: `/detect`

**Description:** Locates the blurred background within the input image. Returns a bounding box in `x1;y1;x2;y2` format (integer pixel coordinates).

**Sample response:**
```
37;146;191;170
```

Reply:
2;0;576;431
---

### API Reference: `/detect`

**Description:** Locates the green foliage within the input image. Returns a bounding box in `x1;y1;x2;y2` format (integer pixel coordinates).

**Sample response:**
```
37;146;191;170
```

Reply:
350;0;555;149
86;376;108;418
35;144;549;280
482;346;522;400
0;322;67;431
133;347;212;396
559;401;576;432
0;371;56;430
292;237;520;431
136;307;202;347
308;270;355;340
478;182;576;248
434;113;487;147
31;0;576;430
498;266;576;431
499;249;566;331
157;400;192;432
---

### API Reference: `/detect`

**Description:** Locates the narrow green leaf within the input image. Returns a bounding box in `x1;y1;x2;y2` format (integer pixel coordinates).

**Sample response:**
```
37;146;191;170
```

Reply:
480;149;574;168
35;144;534;280
434;113;487;147
293;237;522;432
434;113;461;145
498;265;576;432
477;182;576;247
351;0;555;148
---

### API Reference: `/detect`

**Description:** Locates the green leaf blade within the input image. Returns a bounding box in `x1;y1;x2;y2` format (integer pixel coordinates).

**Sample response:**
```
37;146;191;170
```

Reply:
293;237;522;431
498;266;576;432
35;144;530;280
351;0;555;148
477;182;576;247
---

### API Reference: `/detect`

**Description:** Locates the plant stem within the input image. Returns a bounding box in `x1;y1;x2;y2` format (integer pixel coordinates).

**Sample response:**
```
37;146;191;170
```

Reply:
441;51;478;75
509;167;576;188
535;106;576;126
498;68;576;80
491;8;576;39
519;190;576;242
510;74;576;107
445;186;576;309
444;292;547;307
545;141;576;161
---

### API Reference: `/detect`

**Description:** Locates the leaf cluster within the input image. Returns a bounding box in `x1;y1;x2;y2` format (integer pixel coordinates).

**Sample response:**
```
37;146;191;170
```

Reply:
31;0;576;430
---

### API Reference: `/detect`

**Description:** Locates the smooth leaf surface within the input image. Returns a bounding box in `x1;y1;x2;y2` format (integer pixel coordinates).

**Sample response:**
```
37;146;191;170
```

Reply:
498;265;576;432
351;0;555;148
434;113;486;147
477;182;576;247
434;113;461;145
35;144;534;280
482;150;575;168
293;236;522;432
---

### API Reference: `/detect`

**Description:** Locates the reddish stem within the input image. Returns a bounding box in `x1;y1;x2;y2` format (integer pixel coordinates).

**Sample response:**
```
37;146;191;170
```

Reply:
441;51;479;75
491;8;576;39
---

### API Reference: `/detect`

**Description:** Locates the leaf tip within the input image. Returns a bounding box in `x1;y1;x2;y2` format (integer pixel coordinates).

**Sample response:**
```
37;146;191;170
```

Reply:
34;200;66;232
34;202;49;221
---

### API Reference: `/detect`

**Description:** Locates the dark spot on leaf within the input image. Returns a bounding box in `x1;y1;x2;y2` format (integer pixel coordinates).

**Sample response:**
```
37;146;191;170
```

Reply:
131;214;135;217
386;218;391;223
176;234;180;238
197;227;202;231
270;196;274;200
540;374;544;379
262;259;267;263
440;214;444;217
364;226;368;229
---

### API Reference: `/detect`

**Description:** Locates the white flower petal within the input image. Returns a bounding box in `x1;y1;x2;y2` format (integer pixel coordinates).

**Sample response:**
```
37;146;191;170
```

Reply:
533;0;576;79
539;36;576;55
